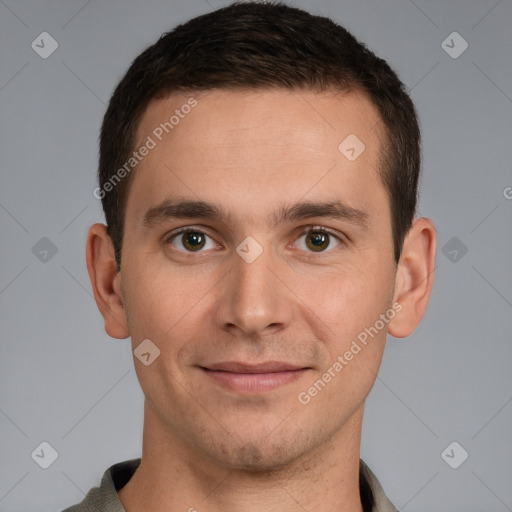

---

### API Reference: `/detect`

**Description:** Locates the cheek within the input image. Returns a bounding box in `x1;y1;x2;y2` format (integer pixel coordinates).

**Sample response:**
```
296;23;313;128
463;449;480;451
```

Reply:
303;261;394;339
121;262;192;344
297;270;391;413
123;266;200;402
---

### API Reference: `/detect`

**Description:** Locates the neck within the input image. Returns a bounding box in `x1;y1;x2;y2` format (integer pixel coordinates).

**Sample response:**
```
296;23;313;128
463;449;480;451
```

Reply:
118;401;365;512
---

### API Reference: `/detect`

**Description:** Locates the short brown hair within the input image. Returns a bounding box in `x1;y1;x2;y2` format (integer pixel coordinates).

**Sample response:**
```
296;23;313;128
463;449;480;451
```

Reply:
98;1;421;267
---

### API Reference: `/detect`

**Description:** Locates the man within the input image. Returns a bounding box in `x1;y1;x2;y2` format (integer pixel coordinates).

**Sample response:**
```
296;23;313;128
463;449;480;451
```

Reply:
64;2;436;511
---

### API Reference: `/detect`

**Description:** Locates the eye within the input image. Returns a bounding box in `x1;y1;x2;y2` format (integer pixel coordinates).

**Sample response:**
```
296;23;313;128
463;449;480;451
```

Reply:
165;225;344;255
295;226;343;253
166;228;218;253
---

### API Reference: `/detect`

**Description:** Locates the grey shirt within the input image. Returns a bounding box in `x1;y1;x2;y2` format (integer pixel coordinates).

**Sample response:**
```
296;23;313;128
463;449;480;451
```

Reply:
62;458;397;512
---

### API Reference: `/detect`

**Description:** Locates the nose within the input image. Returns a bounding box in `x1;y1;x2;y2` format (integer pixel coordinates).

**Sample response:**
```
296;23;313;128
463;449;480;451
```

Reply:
212;241;294;338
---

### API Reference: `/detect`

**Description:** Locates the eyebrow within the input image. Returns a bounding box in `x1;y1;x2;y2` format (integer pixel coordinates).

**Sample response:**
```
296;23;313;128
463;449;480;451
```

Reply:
141;198;370;231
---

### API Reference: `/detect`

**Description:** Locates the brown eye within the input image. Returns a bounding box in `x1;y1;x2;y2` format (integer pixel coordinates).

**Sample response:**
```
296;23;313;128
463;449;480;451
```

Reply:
306;231;329;252
167;229;216;252
296;227;342;253
181;232;205;251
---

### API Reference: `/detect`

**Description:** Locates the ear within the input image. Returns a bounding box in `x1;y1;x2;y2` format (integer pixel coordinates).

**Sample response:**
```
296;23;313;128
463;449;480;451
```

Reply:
388;217;437;338
86;223;130;339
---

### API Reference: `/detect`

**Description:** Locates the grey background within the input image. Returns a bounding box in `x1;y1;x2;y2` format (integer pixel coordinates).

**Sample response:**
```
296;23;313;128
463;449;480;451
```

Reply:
0;0;511;510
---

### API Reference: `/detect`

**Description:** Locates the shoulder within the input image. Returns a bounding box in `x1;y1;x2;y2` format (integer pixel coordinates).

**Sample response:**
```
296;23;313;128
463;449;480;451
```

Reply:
60;458;141;512
360;459;398;512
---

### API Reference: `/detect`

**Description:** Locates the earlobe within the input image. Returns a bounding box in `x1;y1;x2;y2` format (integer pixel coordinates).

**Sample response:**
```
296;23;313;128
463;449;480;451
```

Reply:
86;223;130;339
388;217;437;338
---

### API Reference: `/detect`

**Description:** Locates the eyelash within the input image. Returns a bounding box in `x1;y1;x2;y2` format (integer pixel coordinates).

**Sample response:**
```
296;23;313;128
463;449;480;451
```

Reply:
165;225;344;255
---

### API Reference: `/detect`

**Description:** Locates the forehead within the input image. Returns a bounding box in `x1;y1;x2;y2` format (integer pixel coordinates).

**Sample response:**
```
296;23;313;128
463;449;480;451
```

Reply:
136;87;383;154
126;88;387;229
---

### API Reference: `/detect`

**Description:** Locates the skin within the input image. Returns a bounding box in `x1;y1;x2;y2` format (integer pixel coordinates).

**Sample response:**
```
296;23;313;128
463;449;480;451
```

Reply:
87;88;436;512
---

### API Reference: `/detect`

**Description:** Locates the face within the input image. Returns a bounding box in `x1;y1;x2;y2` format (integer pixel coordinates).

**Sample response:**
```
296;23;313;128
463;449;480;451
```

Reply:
118;88;398;471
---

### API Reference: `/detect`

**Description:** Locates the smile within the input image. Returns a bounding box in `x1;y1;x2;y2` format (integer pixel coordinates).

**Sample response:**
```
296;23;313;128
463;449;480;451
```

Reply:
199;362;310;393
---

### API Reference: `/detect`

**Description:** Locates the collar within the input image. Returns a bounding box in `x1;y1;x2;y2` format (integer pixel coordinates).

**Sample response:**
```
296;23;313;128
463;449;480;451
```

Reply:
79;457;398;511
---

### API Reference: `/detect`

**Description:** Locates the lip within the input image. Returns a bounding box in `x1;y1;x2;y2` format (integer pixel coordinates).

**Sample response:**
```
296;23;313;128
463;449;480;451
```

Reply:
200;361;310;393
204;361;306;373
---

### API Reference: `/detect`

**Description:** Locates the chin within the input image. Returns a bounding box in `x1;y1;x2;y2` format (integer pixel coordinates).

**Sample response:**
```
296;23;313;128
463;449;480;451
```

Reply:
215;442;299;473
197;426;315;475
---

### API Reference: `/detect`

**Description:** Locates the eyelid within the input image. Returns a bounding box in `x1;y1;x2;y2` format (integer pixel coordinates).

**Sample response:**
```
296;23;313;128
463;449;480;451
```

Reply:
165;224;344;239
296;224;345;240
164;224;345;253
164;225;214;242
292;225;345;251
164;225;220;249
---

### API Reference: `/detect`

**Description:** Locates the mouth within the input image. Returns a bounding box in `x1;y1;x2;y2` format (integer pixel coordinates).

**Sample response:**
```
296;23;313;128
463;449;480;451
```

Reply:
199;361;311;393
